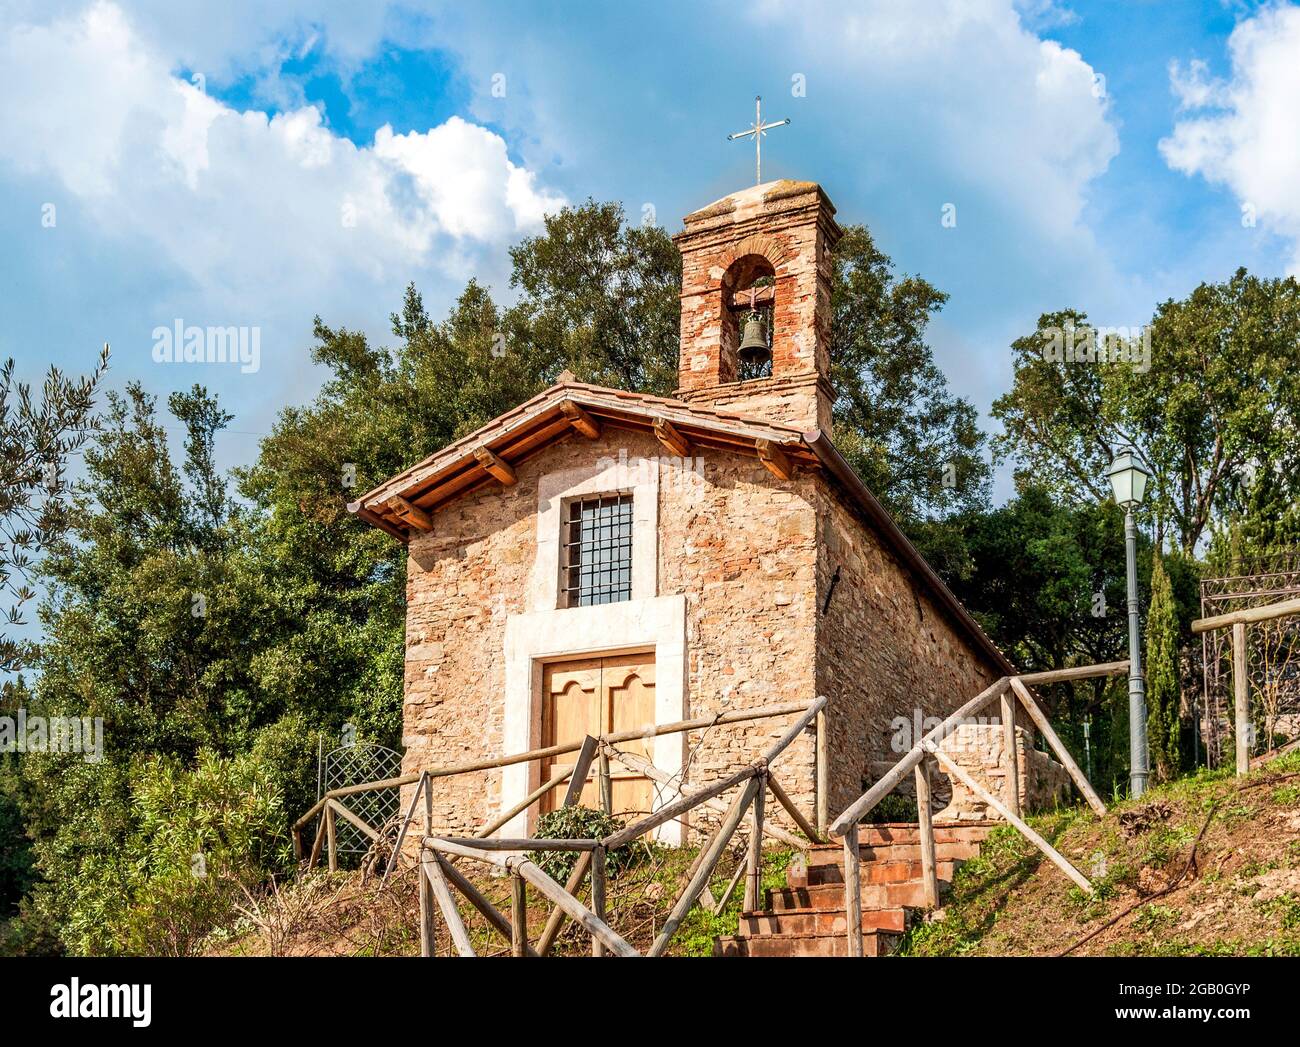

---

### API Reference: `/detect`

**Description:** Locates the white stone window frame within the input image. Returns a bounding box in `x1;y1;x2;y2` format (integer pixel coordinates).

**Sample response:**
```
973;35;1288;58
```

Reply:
530;450;659;612
500;452;686;843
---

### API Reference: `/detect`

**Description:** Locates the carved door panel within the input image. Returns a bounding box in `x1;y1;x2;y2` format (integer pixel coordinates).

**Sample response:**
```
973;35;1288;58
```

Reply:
603;654;656;819
540;658;601;811
540;653;656;819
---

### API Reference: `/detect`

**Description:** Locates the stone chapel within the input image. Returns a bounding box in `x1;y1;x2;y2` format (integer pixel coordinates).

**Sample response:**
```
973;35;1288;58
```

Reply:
348;179;1025;842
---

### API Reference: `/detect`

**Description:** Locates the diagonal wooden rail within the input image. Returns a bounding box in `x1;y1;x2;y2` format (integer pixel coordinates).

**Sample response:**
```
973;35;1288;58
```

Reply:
412;697;826;957
828;662;1128;957
295;696;828;957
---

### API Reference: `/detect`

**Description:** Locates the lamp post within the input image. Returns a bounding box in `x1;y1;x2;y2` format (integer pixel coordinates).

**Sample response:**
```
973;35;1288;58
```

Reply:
1107;449;1153;798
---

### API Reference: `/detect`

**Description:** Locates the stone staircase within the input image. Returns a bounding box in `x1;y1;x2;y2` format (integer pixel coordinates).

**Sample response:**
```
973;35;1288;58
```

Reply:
715;821;997;957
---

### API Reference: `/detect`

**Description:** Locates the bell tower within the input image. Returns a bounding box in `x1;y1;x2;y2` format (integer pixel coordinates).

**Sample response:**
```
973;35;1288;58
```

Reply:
673;179;841;434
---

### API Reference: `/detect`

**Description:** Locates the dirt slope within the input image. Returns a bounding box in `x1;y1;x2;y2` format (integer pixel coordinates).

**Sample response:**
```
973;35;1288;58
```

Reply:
902;752;1300;957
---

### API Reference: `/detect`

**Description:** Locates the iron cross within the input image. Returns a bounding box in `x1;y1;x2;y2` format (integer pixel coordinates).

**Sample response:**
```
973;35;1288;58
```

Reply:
728;95;790;185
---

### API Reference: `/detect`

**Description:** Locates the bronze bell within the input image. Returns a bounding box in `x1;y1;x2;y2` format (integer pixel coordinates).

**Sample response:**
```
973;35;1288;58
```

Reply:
737;312;771;370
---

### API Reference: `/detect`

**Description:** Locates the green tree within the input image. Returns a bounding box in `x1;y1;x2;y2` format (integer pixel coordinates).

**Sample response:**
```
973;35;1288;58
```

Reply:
27;749;286;957
507;200;682;395
0;344;109;671
993;271;1300;554
8;384;324;954
1145;551;1182;782
947;487;1135;792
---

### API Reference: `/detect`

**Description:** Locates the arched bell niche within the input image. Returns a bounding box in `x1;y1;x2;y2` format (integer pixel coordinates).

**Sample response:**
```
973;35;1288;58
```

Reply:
720;253;777;382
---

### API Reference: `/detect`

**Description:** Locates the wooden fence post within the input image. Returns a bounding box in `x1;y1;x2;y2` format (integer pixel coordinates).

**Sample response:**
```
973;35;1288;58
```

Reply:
325;801;338;873
597;749;613;814
563;736;600;807
307;808;328;870
1001;688;1021;818
536;851;592;957
843;824;863;958
1233;621;1249;775
510;872;528;957
915;755;939;908
418;847;436;956
591;845;607;957
426;851;477;956
744;774;766;912
816;706;829;837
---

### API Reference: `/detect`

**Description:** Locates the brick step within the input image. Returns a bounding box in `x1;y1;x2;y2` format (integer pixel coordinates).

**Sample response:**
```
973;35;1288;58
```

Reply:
712;821;992;957
791;849;972;884
788;857;958;888
766;881;948;914
764;879;951;910
739;905;907;938
831;821;996;849
802;837;990;865
716;930;900;957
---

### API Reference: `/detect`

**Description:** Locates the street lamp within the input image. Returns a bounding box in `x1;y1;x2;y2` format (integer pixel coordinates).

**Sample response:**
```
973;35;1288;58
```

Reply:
1107;448;1153;798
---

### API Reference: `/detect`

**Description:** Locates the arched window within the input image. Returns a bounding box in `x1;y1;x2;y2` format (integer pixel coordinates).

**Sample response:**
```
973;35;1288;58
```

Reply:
720;254;776;382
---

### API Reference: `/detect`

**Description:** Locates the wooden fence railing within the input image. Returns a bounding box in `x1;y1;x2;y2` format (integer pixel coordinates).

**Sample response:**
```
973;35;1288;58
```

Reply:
827;662;1127;958
292;697;828;956
1192;595;1300;775
291;698;829;873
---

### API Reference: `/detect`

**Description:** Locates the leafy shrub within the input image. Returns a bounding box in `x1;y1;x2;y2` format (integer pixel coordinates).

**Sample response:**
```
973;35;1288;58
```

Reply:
30;748;287;956
530;806;632;883
869;793;919;823
250;713;327;835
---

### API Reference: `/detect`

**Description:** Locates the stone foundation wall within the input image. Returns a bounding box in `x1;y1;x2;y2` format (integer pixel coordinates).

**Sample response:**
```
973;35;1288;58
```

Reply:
934;722;1074;819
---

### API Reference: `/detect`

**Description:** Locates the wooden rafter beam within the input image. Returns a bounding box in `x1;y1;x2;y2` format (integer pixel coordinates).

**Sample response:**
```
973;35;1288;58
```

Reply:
653;417;690;457
755;439;793;480
473;446;517;486
559;400;602;439
385;494;433;532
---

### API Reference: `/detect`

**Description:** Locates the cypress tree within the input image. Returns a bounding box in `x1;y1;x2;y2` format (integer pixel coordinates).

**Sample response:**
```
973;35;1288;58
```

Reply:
1145;552;1182;781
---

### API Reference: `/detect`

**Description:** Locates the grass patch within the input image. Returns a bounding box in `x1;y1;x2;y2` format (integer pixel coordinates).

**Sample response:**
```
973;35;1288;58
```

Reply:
897;755;1300;956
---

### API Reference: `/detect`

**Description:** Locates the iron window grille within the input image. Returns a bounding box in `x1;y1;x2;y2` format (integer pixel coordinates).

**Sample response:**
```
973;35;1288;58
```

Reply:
562;494;633;607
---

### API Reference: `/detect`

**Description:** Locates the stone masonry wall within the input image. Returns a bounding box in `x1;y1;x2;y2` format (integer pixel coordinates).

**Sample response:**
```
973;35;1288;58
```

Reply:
935;723;1075;819
399;423;1013;842
400;427;821;840
814;481;1002;817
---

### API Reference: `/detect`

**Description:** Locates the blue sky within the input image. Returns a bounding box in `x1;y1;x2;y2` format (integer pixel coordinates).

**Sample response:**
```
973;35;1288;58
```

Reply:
2;0;1298;493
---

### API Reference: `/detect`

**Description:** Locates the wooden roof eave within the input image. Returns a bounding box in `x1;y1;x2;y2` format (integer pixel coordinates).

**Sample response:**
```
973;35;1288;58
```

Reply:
347;387;813;535
347;500;411;545
343;396;1011;679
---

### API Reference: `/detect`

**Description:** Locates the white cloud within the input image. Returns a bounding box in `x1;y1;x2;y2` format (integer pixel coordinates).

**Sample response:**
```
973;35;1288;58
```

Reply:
0;1;564;314
1160;4;1300;272
747;0;1118;243
1014;0;1081;31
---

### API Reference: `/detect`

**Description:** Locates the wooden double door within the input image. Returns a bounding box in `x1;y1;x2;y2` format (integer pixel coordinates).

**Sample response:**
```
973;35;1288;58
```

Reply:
540;653;656;819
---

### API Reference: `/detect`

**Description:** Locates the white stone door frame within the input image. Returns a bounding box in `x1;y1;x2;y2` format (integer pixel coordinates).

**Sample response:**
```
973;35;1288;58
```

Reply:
501;595;687;843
